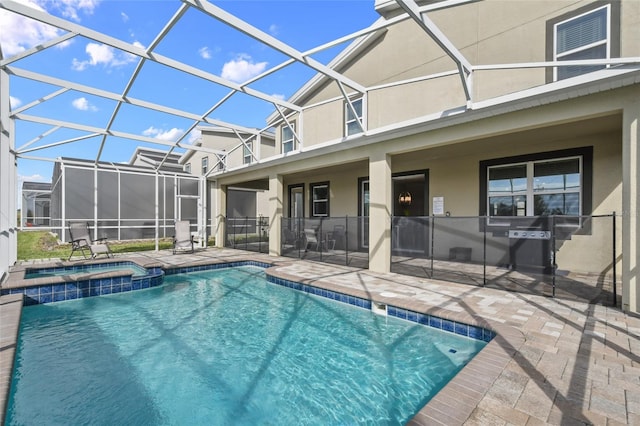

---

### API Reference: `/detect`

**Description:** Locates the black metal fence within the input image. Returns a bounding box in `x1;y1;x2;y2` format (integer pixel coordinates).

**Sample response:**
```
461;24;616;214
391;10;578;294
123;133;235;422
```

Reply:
229;214;618;306
226;216;270;253
280;216;369;268
390;215;618;306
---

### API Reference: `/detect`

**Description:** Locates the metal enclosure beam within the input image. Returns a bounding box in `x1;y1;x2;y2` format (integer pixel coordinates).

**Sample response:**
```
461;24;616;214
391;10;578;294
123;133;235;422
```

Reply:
395;0;473;105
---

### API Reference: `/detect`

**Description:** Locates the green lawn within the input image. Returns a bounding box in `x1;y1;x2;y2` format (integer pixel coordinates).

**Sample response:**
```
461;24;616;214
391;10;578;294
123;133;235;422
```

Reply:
17;230;174;261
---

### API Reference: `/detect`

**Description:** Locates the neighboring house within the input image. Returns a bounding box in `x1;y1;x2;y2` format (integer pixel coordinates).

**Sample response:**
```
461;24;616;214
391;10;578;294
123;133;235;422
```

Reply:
21;181;51;227
49;156;200;242
203;0;640;313
128;147;184;173
181;127;275;238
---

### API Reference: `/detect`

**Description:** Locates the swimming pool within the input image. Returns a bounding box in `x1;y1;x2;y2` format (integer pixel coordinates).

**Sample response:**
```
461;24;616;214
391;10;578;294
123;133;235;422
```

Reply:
6;265;488;425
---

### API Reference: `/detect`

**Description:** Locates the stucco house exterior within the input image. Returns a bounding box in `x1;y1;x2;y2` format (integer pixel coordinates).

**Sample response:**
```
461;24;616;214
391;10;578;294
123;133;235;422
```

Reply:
194;0;640;313
180;127;275;243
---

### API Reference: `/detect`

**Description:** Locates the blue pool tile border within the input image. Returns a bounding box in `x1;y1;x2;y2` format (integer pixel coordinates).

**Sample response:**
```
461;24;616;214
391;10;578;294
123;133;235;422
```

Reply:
4;259;496;342
266;275;494;343
266;275;373;310
387;305;495;342
163;260;271;276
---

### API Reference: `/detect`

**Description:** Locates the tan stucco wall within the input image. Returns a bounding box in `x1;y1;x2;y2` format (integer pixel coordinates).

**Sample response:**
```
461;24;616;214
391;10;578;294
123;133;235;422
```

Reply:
301;103;343;147
198;131;275;171
622;0;640;57
282;163;369;218
277;0;637;150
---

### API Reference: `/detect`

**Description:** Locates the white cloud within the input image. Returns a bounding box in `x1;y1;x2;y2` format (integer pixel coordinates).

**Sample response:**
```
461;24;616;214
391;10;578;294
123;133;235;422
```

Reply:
221;54;268;83
271;93;285;101
187;129;201;145
19;173;46;182
143;126;184;142
72;97;97;111
54;0;100;22
198;46;212;59
72;41;140;71
0;0;98;56
0;0;63;56
121;12;129;22
10;96;22;109
269;24;279;36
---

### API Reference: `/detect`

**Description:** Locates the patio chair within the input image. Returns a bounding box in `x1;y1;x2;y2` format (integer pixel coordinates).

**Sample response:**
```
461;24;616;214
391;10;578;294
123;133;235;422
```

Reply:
68;222;112;261
304;228;320;251
173;220;194;254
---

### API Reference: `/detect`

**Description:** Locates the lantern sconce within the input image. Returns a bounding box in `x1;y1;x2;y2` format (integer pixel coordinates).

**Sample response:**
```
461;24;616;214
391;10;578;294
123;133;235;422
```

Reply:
398;191;412;206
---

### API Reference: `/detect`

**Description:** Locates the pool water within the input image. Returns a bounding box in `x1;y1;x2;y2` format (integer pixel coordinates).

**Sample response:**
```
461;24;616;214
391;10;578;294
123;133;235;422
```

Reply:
24;262;148;279
7;266;486;425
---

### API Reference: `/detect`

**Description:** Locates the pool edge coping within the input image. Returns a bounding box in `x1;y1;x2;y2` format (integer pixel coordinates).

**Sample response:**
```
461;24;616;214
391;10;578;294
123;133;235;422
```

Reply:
0;294;23;426
3;258;164;290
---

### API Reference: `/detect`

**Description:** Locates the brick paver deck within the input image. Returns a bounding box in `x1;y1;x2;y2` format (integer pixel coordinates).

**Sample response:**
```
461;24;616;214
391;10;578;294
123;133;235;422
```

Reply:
2;248;639;425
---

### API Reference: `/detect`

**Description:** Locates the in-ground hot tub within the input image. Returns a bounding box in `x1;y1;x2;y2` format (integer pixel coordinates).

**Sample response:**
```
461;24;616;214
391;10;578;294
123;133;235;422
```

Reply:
1;260;164;305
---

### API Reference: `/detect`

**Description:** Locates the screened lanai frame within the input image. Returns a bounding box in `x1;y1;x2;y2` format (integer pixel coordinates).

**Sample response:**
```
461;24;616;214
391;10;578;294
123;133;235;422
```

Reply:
2;0;640;278
48;158;204;246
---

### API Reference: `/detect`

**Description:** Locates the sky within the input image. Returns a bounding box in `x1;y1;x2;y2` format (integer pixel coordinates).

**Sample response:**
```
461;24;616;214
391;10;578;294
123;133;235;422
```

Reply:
1;0;380;198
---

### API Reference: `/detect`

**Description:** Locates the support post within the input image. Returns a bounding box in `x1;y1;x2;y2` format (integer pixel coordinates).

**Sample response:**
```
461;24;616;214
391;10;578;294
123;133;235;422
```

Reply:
0;66;18;276
368;149;392;273
622;97;640;314
268;173;283;256
215;183;227;248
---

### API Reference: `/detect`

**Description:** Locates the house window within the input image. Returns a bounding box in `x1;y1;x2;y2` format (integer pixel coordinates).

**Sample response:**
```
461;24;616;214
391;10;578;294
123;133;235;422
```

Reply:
310;182;329;217
554;5;609;81
282;124;295;154
217;153;225;171
486;156;584;221
185;163;191;173
345;98;363;136
201;157;208;175
243;141;253;165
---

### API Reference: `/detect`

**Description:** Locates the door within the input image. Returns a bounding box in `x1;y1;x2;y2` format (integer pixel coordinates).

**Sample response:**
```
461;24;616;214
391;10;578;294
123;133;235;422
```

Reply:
288;184;304;236
391;171;429;256
359;178;369;249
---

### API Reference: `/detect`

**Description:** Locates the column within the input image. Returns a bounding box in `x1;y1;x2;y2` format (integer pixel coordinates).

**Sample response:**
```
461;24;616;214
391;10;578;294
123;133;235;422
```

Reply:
622;98;640;314
268;173;283;256
369;149;392;273
214;183;227;248
0;67;17;276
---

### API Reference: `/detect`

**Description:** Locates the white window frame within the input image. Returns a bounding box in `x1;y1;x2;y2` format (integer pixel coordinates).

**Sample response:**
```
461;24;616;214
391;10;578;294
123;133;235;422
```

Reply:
345;97;364;136
217;153;226;171
243;141;253;165
201;157;208;175
282;123;295;154
487;156;582;224
553;5;610;81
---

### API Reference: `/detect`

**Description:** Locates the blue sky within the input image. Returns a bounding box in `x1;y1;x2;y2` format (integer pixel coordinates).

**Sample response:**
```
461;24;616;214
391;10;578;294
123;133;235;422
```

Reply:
1;0;380;193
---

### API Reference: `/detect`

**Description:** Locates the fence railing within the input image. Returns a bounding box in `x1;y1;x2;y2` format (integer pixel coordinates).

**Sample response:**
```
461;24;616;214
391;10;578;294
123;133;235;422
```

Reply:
280;216;369;269
390;214;619;306
228;214;618;306
226;216;270;253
